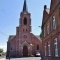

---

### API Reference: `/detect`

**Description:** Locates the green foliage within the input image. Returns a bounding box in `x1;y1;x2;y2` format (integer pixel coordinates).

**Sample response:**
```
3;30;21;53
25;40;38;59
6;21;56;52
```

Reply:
0;49;3;53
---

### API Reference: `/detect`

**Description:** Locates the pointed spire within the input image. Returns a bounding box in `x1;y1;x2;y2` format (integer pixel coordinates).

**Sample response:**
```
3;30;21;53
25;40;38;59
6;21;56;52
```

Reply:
23;0;28;12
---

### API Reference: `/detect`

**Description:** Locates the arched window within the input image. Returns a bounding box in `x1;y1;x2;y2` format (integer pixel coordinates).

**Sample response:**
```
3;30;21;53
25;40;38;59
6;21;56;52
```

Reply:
44;45;46;56
54;38;58;57
26;29;27;32
48;42;51;56
24;17;27;25
37;45;39;50
52;16;56;29
47;23;50;34
44;28;45;37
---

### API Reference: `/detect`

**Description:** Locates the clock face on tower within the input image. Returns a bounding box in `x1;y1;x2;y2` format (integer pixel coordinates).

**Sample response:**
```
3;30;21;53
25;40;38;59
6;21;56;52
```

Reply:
23;35;27;39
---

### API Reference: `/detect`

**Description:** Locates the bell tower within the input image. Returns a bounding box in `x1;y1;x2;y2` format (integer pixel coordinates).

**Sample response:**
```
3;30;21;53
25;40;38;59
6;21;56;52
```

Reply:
19;0;31;42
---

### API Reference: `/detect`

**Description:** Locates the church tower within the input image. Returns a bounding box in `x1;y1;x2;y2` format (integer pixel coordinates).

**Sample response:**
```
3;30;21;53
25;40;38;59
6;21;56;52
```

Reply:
17;0;32;57
19;0;31;43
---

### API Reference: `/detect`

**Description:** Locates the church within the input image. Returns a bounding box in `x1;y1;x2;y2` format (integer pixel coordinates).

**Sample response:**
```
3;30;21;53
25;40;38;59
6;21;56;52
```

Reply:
6;0;42;58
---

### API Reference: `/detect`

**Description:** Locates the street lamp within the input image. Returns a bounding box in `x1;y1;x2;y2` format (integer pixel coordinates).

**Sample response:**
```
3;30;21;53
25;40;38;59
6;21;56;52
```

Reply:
38;26;43;60
30;44;34;56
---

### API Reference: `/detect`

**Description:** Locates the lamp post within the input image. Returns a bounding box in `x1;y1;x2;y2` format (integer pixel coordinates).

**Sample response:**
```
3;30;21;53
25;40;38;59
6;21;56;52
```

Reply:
38;26;43;60
30;44;34;56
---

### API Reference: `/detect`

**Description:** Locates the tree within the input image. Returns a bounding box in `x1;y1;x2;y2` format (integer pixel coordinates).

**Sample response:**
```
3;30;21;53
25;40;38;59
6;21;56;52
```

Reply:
0;49;3;53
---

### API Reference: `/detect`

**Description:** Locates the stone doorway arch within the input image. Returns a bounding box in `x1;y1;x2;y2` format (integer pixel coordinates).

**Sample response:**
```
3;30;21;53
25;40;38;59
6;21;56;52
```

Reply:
23;45;28;57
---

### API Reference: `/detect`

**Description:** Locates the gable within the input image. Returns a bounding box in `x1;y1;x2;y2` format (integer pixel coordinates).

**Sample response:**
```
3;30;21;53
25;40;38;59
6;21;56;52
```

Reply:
42;8;50;27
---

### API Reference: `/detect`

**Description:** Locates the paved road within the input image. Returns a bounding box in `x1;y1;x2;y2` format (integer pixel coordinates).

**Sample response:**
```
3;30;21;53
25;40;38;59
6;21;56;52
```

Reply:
0;57;41;60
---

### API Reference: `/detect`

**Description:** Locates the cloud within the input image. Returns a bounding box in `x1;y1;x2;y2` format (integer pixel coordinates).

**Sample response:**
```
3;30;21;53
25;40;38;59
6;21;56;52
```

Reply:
0;45;7;52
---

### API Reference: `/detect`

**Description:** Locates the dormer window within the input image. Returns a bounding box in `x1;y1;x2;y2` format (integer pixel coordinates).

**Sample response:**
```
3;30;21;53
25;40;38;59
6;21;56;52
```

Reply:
52;16;56;29
24;17;27;25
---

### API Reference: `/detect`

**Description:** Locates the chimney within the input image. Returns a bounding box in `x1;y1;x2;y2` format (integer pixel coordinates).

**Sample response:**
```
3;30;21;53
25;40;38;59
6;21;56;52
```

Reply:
44;5;47;10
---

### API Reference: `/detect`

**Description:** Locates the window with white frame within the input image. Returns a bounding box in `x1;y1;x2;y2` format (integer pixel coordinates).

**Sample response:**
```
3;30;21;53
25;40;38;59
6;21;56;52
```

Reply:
54;38;58;57
48;42;51;56
47;23;49;34
52;16;56;29
44;28;45;37
44;45;46;56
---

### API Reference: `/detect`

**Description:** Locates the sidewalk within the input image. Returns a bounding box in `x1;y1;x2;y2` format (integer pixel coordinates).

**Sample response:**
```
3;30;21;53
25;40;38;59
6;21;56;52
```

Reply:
0;58;5;60
0;56;5;59
0;57;41;60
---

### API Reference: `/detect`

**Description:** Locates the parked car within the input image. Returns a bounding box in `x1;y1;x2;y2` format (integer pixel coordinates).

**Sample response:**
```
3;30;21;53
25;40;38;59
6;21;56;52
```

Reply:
36;52;40;57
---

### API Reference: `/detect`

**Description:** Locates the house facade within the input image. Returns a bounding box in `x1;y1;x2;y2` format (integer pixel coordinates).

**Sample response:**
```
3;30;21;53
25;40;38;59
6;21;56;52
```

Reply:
6;0;42;58
42;0;60;60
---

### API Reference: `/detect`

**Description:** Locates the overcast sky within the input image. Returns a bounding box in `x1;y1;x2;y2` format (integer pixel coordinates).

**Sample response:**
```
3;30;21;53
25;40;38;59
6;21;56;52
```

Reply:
0;0;51;52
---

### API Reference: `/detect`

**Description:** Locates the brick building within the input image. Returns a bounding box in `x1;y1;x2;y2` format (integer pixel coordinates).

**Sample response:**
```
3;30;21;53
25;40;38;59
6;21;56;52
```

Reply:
6;0;42;58
42;0;60;60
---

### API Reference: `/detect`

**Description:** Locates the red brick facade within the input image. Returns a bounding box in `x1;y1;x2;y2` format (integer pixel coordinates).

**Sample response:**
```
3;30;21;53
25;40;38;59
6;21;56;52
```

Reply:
42;0;60;60
6;0;42;58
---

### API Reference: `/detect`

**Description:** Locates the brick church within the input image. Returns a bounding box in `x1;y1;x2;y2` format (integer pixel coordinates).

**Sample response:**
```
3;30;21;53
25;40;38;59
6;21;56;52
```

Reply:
42;0;60;60
6;0;42;58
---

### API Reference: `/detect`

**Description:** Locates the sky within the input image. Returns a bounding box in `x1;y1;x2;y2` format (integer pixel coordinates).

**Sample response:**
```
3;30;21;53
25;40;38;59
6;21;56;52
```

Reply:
0;0;51;52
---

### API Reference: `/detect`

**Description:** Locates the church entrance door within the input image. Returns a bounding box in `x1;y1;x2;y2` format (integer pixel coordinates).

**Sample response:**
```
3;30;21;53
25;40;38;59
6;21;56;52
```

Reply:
23;45;28;57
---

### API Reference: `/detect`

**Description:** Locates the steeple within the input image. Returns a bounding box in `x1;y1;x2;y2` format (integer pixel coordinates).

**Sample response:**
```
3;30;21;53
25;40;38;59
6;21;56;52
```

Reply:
23;0;28;12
